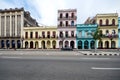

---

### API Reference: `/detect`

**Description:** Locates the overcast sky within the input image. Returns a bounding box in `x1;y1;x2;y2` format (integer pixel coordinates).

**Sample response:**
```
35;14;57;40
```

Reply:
1;0;120;26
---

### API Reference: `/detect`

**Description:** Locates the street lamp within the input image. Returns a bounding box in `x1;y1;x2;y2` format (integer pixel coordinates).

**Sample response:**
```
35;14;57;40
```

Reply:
21;36;24;49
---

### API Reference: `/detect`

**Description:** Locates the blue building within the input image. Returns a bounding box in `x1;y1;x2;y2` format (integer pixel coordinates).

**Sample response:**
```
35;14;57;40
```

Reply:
118;17;120;48
76;24;97;49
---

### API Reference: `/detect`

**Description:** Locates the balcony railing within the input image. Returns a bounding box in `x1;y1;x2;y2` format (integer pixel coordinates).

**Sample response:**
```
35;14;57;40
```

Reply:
58;16;77;20
0;36;21;39
100;34;119;38
58;25;76;28
77;36;93;38
24;36;58;39
99;24;118;26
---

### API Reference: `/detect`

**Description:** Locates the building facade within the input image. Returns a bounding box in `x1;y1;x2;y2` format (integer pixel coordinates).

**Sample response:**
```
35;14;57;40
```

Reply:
57;9;77;49
23;26;57;49
118;17;120;48
0;8;38;49
76;24;97;49
96;13;118;49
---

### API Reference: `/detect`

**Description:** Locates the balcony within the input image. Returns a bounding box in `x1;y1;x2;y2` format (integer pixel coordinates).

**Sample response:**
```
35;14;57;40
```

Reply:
58;16;77;20
99;24;118;27
77;36;93;39
58;36;76;39
100;34;119;38
0;36;21;39
58;25;76;28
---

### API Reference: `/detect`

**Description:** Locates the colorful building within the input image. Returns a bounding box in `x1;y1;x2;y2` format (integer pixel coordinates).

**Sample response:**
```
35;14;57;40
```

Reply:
76;24;97;49
0;8;38;49
23;26;57;49
96;13;118;49
118;17;120;48
57;9;77;49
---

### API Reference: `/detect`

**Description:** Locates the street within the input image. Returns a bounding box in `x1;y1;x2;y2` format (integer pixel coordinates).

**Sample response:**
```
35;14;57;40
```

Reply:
0;52;120;80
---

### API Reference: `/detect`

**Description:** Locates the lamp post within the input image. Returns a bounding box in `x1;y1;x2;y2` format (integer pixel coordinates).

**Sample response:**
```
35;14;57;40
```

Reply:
21;36;24;49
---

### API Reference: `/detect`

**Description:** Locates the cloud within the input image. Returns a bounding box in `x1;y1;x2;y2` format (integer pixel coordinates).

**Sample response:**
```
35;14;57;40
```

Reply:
0;0;120;25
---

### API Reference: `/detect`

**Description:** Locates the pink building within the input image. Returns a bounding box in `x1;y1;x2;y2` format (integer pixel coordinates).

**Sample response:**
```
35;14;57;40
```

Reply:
57;9;77;49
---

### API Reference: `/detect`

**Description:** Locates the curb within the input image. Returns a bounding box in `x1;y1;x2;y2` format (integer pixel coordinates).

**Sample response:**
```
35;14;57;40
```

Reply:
83;53;120;56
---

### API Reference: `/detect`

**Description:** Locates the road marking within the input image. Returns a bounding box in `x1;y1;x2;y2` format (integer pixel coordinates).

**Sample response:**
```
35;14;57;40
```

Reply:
0;56;22;59
92;67;120;70
81;58;110;60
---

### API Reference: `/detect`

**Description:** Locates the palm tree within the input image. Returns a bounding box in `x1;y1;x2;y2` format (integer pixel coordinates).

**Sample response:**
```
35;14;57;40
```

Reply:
92;28;101;52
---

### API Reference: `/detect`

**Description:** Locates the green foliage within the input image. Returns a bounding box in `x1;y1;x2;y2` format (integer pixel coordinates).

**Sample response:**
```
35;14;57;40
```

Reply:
92;28;101;41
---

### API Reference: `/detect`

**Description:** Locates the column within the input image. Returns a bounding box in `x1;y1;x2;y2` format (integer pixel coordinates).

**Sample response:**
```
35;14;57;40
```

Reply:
103;40;105;48
88;40;90;49
10;12;12;36
82;40;84;49
4;13;6;36
0;14;1;36
96;40;98;49
15;12;17;36
21;11;24;37
50;40;53;49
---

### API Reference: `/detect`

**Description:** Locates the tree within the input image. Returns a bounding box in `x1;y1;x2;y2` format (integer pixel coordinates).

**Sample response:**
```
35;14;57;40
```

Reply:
92;28;101;52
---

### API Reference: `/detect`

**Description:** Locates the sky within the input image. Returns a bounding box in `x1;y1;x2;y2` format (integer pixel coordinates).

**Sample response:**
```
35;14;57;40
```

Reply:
0;0;120;26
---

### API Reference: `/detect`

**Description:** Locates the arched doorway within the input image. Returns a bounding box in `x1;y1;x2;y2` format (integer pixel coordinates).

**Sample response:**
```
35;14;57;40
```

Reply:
90;41;95;49
105;41;109;49
41;41;45;49
6;40;10;48
47;41;51;49
111;41;115;49
70;41;74;49
52;40;56;49
84;40;89;49
35;41;39;49
78;40;82;49
17;40;21;48
30;41;33;48
98;41;103;49
65;41;69;48
11;40;15;48
59;41;63;48
25;41;28;48
1;40;4;48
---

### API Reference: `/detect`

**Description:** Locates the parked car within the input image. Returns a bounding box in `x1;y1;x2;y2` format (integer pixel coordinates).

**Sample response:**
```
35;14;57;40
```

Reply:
61;47;73;51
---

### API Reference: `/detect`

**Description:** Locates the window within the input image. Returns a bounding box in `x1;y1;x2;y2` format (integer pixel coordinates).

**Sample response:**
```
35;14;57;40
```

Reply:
60;31;63;38
112;30;116;35
66;13;68;18
60;21;63;26
106;30;109;36
47;31;50;38
66;21;68;26
53;31;56;38
30;32;33;38
35;32;38;38
65;31;68;37
99;19;102;26
106;19;109;25
78;31;82;38
71;31;74;37
71;13;74;18
25;32;28;38
42;31;45;38
60;13;63;18
71;21;74;26
99;30;103;36
112;19;115;26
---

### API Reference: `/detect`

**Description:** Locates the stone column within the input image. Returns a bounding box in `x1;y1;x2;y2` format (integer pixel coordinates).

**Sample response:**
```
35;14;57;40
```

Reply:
82;40;84;49
10;12;12;36
4;13;6;36
0;14;1;36
15;12;17;36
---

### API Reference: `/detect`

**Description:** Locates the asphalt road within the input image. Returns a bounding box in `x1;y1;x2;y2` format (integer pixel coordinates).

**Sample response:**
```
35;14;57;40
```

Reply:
0;56;120;80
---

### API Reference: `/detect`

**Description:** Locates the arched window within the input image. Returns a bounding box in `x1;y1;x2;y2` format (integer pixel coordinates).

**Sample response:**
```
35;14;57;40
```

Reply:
60;31;63;38
112;19;115;26
65;31;68;38
106;30;109;36
35;32;38;38
71;21;74;26
42;31;45;38
71;31;74;37
47;31;50;38
106;19;109;25
66;21;68;26
30;32;33;38
66;13;68;18
71;13;74;18
112;30;116;35
100;30;103;36
53;31;56;38
60;21;63;26
99;19;102;26
60;13;63;18
25;32;28;38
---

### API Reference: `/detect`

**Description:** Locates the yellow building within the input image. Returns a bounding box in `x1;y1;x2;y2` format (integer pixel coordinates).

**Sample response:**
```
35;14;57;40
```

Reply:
96;13;118;49
23;26;57;49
